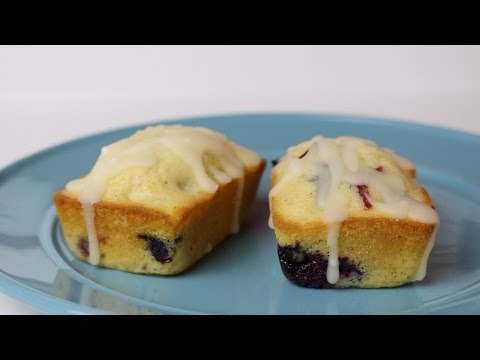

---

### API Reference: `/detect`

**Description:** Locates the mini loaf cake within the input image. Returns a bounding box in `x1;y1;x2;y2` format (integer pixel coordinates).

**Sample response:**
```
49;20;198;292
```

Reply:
269;135;439;288
54;125;266;275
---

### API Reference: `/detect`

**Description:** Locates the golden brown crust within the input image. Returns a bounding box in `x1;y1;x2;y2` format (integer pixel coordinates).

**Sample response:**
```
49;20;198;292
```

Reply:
54;160;266;275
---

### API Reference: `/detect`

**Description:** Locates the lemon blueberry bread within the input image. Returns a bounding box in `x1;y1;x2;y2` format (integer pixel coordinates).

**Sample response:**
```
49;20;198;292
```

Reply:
54;125;266;275
269;135;439;288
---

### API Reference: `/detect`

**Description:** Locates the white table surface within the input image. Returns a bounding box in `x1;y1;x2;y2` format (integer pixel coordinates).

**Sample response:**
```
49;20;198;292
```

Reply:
1;45;479;314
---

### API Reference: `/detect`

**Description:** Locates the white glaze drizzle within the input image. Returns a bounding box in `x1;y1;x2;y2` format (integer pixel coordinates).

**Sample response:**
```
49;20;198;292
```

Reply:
231;176;245;233
82;203;100;265
382;147;415;171
414;224;439;281
269;136;439;284
326;223;341;284
66;125;261;265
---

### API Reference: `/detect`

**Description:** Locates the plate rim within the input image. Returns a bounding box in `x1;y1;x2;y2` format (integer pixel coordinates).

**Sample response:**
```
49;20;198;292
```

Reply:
0;270;110;315
1;111;479;175
1;112;480;315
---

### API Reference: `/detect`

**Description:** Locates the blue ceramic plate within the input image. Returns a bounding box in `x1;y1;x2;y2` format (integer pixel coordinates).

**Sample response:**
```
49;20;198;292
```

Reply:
1;113;480;314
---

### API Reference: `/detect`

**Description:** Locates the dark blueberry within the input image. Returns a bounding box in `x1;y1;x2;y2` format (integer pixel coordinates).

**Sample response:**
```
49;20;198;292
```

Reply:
77;237;89;257
356;184;372;209
278;244;363;288
138;234;174;263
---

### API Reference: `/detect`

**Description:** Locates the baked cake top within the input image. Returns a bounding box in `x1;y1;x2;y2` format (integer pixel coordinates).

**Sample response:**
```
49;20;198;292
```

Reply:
271;135;438;224
66;125;262;211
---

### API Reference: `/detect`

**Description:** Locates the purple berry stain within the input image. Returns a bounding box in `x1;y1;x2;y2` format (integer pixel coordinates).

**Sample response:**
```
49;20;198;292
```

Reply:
138;234;173;263
299;149;308;159
278;244;363;288
356;184;373;209
78;237;89;257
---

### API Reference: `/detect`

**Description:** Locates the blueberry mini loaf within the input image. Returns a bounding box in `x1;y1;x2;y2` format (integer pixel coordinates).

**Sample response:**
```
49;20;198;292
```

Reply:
54;125;266;275
269;136;439;288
